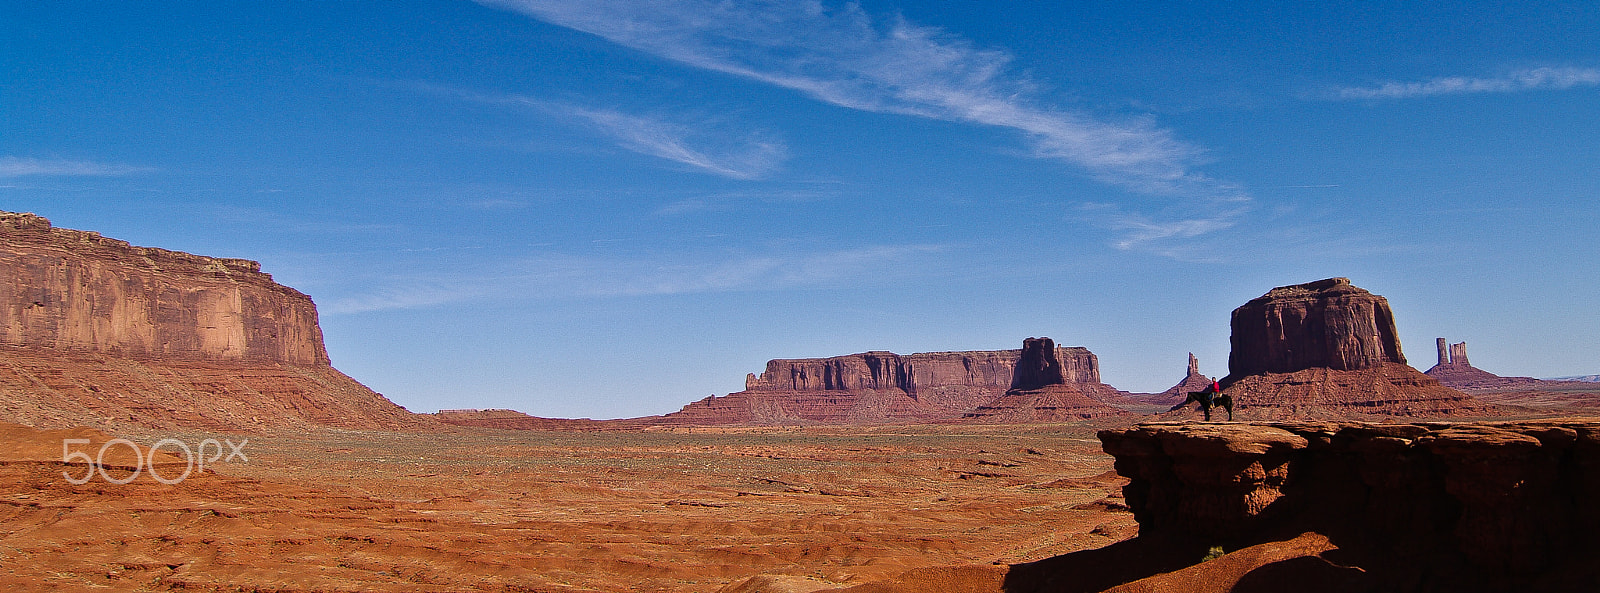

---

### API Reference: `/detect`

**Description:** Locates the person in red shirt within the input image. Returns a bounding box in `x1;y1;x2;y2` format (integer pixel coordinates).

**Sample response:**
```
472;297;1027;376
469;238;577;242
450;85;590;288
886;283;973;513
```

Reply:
1184;380;1233;421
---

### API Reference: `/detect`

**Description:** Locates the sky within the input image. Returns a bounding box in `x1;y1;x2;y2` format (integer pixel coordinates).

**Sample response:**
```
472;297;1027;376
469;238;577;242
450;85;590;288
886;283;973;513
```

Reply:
3;1;1597;418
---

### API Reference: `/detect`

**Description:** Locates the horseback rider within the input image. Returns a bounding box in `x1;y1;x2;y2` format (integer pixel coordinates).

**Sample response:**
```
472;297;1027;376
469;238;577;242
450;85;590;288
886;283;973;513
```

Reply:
1185;380;1233;421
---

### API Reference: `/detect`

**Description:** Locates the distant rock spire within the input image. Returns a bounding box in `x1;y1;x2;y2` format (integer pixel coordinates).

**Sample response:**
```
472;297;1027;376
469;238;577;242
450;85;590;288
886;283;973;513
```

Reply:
1434;338;1472;367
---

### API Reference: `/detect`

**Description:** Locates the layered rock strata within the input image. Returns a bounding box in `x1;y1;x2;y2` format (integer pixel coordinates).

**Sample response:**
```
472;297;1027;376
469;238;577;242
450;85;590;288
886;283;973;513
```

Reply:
1213;363;1496;420
1424;338;1519;389
766;419;1600;593
0;212;422;431
1092;421;1600;591
660;339;1135;425
743;345;1100;393
0;212;327;365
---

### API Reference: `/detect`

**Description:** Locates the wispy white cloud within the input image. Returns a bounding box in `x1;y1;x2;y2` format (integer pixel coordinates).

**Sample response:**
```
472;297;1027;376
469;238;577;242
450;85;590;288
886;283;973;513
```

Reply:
1110;215;1238;251
561;106;786;180
0;156;153;178
1067;202;1245;261
477;0;1246;202
1336;67;1600;99
400;81;787;179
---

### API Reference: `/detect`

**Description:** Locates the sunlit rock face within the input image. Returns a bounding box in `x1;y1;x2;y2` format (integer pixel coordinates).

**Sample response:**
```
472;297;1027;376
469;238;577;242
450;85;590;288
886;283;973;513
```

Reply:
0;211;328;365
0;211;421;432
1225;277;1404;380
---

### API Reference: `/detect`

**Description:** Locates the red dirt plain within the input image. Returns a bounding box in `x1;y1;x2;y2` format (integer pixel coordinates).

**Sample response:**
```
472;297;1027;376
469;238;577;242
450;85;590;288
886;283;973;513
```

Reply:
0;421;1137;592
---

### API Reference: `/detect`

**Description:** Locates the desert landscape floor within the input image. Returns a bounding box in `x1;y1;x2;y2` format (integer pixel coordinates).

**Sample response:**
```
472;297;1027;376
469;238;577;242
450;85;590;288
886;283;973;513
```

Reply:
0;422;1136;592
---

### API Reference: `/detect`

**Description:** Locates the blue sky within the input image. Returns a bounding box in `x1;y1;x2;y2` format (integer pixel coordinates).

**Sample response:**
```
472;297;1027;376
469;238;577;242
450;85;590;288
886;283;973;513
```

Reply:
4;1;1597;418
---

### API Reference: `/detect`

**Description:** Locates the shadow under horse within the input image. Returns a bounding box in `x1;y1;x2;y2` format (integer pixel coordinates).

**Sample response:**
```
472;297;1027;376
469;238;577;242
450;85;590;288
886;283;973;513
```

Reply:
1183;389;1233;421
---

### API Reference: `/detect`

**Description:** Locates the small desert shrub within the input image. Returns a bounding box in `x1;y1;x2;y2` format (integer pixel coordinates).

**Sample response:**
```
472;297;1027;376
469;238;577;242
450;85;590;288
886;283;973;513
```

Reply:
1201;545;1226;562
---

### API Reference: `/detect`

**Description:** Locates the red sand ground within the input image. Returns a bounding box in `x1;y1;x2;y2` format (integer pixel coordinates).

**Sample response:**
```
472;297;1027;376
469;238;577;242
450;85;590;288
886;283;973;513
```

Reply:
0;421;1137;592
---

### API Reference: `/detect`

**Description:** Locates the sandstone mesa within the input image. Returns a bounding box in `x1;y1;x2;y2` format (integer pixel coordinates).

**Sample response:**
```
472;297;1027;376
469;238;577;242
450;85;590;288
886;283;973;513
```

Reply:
0;211;423;431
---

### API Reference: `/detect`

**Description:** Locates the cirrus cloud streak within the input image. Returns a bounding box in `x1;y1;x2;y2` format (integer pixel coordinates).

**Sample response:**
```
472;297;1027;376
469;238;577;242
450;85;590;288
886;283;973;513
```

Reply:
0;156;153;178
1337;67;1600;99
479;0;1244;201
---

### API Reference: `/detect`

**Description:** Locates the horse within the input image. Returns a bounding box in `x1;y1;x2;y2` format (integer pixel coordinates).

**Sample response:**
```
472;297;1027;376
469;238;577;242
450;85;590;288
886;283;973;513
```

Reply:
1183;389;1233;421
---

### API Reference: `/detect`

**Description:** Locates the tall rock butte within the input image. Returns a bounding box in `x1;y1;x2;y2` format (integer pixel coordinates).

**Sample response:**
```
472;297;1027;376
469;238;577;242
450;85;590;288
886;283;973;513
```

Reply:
1201;278;1493;420
1225;277;1404;378
654;337;1135;425
0;211;423;431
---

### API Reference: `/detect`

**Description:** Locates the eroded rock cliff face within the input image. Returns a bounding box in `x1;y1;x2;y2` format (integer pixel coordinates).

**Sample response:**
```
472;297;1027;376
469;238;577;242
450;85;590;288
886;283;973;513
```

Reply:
743;345;1100;394
0;212;327;365
1422;340;1600;413
1090;421;1600;592
0;212;422;431
1225;277;1404;379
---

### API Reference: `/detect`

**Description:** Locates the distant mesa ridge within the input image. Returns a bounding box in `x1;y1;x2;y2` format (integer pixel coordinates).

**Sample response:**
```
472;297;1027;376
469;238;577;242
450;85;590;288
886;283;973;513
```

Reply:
742;341;1100;395
650;336;1137;426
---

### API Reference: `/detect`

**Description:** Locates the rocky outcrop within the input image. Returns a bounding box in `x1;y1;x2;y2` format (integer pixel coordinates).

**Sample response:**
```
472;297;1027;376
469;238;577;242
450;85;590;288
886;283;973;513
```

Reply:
1010;337;1067;391
769;419;1600;592
1225;277;1404;380
0;212;423;431
1424;338;1512;389
0;212;328;365
1091;421;1600;591
962;337;1133;422
1199;278;1494;420
663;339;1135;425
